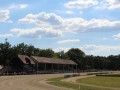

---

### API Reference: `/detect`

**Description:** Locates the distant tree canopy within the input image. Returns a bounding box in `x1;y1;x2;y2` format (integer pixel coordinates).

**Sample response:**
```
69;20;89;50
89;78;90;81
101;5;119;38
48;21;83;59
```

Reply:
67;48;85;68
0;39;12;66
0;39;120;70
38;49;55;58
56;51;68;59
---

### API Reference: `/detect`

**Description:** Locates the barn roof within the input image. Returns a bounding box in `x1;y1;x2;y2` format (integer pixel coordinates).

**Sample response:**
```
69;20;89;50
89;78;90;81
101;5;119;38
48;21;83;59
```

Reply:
31;56;77;65
18;55;35;64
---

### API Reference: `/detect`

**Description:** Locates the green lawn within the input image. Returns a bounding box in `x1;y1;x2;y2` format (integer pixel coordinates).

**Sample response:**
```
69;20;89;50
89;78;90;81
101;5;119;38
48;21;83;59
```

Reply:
77;76;120;88
47;77;114;90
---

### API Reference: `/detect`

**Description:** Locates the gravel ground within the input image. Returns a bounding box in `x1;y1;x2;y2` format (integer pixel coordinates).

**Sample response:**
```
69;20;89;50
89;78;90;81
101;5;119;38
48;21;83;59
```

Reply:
0;74;70;90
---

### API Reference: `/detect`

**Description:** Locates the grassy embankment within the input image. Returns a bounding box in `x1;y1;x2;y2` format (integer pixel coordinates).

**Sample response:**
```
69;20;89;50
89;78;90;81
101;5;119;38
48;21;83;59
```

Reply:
47;76;116;90
77;74;120;89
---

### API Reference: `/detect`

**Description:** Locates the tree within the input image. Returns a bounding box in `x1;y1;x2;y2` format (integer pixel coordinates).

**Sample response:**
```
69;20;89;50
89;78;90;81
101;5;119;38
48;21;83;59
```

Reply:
56;51;68;59
26;45;36;56
38;49;55;58
13;43;28;55
67;48;85;61
12;43;36;56
107;55;120;70
67;48;85;69
0;39;12;66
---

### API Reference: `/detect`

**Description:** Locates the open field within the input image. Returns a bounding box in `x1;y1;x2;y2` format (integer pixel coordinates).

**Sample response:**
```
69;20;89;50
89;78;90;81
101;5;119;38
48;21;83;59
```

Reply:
48;73;120;90
48;77;113;90
77;75;120;88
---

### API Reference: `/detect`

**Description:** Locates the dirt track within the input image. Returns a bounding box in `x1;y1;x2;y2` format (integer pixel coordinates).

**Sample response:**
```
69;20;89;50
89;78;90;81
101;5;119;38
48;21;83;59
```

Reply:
0;74;70;90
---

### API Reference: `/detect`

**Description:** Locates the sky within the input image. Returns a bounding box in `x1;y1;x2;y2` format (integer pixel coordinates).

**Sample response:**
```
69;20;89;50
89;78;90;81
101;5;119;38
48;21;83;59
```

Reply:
0;0;120;56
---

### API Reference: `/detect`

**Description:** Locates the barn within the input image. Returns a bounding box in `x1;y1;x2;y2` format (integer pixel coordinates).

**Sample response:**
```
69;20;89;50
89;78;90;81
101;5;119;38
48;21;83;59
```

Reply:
0;55;78;75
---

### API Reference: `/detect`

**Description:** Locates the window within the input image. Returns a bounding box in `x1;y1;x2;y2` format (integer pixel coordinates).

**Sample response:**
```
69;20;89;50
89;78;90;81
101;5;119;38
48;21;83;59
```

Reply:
25;58;31;64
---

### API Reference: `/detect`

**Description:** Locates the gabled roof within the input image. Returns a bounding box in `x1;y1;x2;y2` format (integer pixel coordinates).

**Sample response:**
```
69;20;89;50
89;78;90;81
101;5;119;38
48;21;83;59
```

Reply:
31;56;77;65
18;55;35;64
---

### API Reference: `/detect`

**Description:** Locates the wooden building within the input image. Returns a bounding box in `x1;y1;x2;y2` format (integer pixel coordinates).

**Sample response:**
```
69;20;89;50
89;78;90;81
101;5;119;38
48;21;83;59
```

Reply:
9;55;35;73
31;56;77;73
1;55;78;74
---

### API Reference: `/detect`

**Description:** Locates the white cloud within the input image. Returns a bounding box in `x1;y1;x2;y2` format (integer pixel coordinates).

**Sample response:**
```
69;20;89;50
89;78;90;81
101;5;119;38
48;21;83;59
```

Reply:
54;45;120;56
18;12;63;26
66;10;74;14
63;18;120;33
0;34;13;38
113;33;120;40
96;0;120;10
65;0;98;9
57;39;80;44
80;44;120;56
16;12;120;40
11;27;62;38
65;0;120;10
17;12;64;38
8;4;28;10
54;47;70;52
16;12;64;38
0;10;10;22
17;12;120;38
19;4;28;9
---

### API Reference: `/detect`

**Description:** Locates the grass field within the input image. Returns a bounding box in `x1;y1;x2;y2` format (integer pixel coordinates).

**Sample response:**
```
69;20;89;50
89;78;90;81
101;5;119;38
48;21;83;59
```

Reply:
47;77;115;90
77;75;120;89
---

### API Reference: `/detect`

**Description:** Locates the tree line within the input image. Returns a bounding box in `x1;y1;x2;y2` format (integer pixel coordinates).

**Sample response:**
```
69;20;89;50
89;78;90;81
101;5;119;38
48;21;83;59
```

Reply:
0;39;120;70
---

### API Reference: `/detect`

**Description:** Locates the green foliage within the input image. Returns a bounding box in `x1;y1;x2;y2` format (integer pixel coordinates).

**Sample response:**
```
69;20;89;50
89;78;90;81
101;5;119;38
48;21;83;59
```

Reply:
0;39;12;66
56;51;68;59
67;48;85;61
48;77;64;82
67;48;85;68
38;49;55;58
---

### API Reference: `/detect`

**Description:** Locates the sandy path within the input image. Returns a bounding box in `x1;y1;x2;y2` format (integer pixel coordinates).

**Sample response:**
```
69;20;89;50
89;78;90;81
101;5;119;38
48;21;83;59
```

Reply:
0;74;70;90
62;75;95;83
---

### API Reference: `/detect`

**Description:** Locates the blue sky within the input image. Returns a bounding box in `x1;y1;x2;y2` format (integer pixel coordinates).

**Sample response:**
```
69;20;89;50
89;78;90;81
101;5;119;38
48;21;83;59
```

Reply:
0;0;120;56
